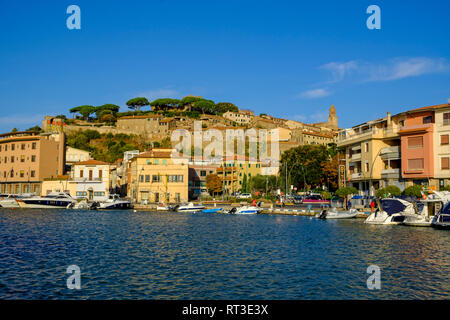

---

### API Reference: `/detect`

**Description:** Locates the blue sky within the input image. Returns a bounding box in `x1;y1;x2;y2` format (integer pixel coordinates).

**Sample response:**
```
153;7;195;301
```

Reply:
0;0;449;132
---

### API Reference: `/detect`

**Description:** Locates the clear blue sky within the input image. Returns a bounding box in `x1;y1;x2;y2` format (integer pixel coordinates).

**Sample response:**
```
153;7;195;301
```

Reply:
0;0;449;132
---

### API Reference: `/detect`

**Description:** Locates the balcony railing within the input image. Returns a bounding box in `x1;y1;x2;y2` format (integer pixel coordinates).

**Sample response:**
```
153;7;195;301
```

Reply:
381;168;400;178
72;177;103;182
351;172;362;179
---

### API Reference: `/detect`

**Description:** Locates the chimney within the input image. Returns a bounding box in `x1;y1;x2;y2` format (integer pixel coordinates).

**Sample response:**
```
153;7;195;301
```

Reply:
387;112;391;128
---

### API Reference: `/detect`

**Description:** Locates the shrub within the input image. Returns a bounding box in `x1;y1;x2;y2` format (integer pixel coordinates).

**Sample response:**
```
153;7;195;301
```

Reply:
403;185;423;198
377;185;401;198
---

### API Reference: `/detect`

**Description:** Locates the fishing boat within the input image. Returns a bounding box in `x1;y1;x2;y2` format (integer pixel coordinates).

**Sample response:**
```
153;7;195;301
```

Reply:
403;191;450;227
364;198;416;225
176;202;205;213
16;192;76;209
97;194;132;210
317;207;358;219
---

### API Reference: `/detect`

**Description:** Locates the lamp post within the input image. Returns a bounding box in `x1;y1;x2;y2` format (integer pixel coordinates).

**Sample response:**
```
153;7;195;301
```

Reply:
369;148;383;197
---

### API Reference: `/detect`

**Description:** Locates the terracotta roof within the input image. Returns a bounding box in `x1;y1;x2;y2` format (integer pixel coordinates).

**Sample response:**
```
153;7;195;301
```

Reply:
407;103;450;113
135;149;173;159
76;159;110;166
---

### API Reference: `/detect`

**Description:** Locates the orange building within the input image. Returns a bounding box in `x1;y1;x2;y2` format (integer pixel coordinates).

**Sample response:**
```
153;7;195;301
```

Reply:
399;110;435;185
0;131;65;194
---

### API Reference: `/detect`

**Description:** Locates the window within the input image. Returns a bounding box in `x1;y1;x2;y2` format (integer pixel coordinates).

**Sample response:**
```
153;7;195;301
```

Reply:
441;135;449;145
20;170;24;178
365;162;369;172
80;170;84;178
10;156;14;163
20;155;25;162
94;192;105;197
5;145;7;151
11;144;15;151
152;175;161;183
10;170;14;178
4;157;6;163
365;143;369;152
444;113;450;126
408;158;424;170
139;175;144;182
21;144;25;150
145;175;150;182
31;155;36;162
30;170;35;178
423;116;433;124
155;159;159;165
154;193;159;203
99;170;103;179
32;142;36;149
408;136;423;149
163;159;167;165
76;191;87;197
200;170;206;177
442;157;449;170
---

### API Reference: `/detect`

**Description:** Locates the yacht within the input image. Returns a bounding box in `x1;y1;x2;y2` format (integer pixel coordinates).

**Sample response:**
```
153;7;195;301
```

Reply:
403;191;450;227
317;207;358;219
364;198;416;225
97;194;132;210
156;203;170;211
175;202;205;213
431;202;450;229
16;192;76;209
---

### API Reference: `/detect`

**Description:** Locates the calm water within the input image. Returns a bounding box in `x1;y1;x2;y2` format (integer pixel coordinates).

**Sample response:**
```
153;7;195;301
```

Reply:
0;209;449;299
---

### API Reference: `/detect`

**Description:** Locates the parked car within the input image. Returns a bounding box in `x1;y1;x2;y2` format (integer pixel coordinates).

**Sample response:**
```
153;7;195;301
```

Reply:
238;193;252;199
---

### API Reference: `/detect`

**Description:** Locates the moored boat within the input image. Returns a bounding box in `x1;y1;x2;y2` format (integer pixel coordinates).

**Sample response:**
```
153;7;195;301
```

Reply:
364;198;416;225
97;194;131;210
317;207;358;219
404;191;450;227
201;208;223;213
176;202;205;213
431;200;450;229
232;206;261;215
16;192;76;209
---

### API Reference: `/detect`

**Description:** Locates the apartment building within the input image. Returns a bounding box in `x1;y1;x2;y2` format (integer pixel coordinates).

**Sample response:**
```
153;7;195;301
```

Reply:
338;102;450;194
129;148;188;204
216;155;262;194
337;112;405;195
188;161;218;199
0;131;65;194
223;111;253;125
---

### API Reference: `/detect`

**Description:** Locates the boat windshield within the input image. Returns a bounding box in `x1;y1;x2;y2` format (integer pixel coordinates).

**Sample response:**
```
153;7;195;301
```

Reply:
381;199;407;215
440;202;450;215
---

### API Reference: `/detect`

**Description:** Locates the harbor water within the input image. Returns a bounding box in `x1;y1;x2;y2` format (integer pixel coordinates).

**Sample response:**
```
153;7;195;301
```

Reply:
0;209;449;299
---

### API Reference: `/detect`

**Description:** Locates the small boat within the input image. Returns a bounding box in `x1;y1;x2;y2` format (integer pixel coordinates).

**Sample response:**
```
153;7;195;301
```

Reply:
176;202;205;213
364;198;416;225
201;208;223;213
233;206;261;215
404;191;450;227
97;194;132;210
0;194;32;208
317;207;358;219
17;192;76;209
156;203;169;211
431;201;450;229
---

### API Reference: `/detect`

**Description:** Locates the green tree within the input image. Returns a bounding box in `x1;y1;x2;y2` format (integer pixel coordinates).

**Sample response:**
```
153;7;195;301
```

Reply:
241;174;248;193
403;185;423;198
206;174;222;197
216;102;239;114
335;186;358;209
179;96;202;112
77;105;96;120
26;126;42;133
69;106;82;118
150;98;180;111
126;97;150;112
193;99;216;114
11;128;18;133
376;185;401;198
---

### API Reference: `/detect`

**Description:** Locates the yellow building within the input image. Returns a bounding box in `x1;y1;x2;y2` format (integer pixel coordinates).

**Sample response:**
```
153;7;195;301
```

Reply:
337;112;405;195
216;155;262;194
41;176;76;196
129;148;188;204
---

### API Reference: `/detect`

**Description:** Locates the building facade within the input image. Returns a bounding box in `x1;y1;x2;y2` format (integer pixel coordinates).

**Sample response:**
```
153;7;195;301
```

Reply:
0;131;65;195
71;159;111;201
129;148;189;204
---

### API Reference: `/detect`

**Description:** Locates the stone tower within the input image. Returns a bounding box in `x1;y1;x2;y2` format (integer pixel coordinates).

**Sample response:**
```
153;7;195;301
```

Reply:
327;105;338;130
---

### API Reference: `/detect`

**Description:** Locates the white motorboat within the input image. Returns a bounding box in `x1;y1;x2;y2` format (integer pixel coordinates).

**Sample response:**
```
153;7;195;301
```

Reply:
431;201;450;229
404;191;450;227
232;206;262;215
17;192;76;209
97;194;132;210
364;198;416;225
156;203;169;211
317;207;358;219
176;202;205;213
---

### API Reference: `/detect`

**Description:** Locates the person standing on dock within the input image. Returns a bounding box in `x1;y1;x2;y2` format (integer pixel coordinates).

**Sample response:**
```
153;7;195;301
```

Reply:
252;199;256;207
370;200;375;213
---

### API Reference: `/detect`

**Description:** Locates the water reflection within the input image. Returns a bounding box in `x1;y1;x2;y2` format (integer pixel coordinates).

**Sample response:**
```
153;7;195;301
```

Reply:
0;209;449;299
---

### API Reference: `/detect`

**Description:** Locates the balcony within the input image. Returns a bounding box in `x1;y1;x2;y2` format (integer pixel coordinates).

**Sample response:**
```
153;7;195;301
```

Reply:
351;172;362;179
72;177;102;182
380;146;400;159
381;168;400;179
350;153;361;161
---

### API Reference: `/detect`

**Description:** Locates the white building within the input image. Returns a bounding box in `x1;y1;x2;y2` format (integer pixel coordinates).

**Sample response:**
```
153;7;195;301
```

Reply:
72;159;111;201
